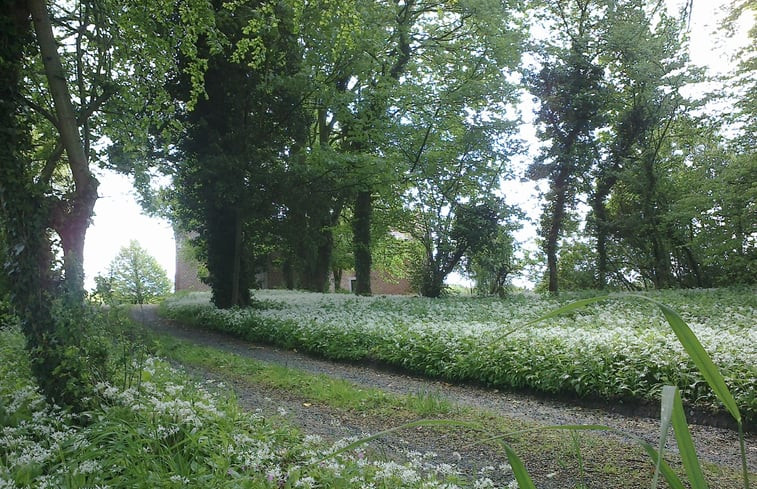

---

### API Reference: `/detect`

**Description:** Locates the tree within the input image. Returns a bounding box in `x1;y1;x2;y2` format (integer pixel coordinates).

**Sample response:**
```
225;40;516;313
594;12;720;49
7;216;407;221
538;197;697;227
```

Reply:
283;0;524;296
525;0;607;295
1;0;222;409
375;0;522;297
24;0;100;296
98;240;171;304
465;213;521;297
169;0;307;307
0;0;104;410
588;0;697;289
411;201;502;297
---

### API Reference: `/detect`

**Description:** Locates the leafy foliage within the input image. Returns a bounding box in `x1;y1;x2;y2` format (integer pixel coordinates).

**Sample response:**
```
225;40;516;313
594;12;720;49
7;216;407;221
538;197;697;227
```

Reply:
466;217;521;297
95;240;171;305
0;1;105;412
411;201;504;297
0;321;502;489
525;1;609;294
169;0;306;307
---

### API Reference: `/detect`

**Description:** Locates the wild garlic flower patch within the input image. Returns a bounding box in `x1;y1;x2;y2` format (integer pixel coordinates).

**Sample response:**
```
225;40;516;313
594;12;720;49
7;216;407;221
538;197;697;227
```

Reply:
0;328;100;488
1;327;514;488
163;288;757;420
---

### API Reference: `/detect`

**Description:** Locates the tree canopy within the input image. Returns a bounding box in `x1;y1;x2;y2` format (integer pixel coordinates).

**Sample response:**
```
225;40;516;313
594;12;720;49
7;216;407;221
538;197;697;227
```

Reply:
94;240;172;304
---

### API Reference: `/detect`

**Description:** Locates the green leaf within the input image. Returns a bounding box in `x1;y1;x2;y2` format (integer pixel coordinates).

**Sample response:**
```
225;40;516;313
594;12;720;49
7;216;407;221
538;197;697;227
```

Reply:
525;296;610;326
671;387;709;489
630;295;742;425
652;386;676;489
526;294;751;489
641;443;687;489
504;444;537;489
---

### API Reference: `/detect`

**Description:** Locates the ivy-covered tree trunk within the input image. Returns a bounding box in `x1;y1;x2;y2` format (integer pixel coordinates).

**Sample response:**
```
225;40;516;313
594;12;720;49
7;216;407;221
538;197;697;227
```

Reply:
591;173;616;290
298;210;339;293
0;0;52;364
641;158;674;288
29;0;98;299
205;205;251;309
418;267;445;298
346;1;412;296
1;0;102;412
332;267;343;291
313;228;334;292
231;208;243;306
544;167;570;295
352;191;372;295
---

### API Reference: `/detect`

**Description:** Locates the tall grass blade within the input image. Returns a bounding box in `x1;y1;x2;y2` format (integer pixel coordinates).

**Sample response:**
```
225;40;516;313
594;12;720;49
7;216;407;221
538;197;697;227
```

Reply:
634;296;749;488
503;443;537;489
525;296;610;326
571;431;586;488
670;386;709;489
640;297;742;426
641;443;687;489
474;423;686;489
652;386;676;489
738;424;751;489
532;295;749;489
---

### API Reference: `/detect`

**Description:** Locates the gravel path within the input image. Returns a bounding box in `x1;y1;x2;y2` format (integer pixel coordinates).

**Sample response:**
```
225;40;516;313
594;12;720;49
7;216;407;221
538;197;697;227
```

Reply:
131;305;755;484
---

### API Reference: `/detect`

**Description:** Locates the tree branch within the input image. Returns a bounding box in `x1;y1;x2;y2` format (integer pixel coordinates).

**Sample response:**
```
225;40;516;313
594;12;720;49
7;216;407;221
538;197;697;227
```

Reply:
22;96;60;130
40;140;65;186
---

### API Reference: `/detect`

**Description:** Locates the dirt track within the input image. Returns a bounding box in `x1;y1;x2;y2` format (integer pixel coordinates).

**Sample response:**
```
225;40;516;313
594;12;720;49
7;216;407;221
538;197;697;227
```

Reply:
131;305;756;487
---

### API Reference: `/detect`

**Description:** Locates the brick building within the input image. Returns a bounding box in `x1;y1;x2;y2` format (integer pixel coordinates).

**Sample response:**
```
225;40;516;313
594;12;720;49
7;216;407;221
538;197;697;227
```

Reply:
174;231;413;295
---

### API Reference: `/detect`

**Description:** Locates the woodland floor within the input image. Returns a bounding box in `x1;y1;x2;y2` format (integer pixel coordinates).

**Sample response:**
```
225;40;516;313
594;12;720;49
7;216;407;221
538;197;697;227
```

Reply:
131;305;756;489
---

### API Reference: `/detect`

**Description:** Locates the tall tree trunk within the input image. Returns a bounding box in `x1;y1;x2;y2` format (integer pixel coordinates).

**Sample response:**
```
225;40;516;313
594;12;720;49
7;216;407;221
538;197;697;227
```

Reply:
297;208;340;293
207;206;251;308
347;1;412;296
231;208;243;306
545;171;569;295
283;258;294;289
313;229;333;292
29;0;98;298
332;267;343;291
353;191;372;295
591;173;616;290
640;158;674;289
1;0;93;410
650;234;673;288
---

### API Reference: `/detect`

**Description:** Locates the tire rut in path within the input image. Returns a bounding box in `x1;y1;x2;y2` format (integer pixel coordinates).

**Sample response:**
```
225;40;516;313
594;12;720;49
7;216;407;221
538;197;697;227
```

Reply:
131;305;756;478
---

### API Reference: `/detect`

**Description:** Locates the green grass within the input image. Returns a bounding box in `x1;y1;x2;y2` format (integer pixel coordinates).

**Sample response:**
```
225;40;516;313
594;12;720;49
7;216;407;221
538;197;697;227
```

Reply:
153;331;458;418
2;292;755;489
147;324;754;489
0;319;497;488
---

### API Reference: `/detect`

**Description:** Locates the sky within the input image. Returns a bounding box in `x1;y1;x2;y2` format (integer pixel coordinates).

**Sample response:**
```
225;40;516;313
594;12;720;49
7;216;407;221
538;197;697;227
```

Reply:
82;0;750;292
83;171;175;290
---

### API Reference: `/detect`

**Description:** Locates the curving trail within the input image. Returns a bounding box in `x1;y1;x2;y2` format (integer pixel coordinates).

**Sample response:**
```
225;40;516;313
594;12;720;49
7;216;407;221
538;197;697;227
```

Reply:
131;304;755;486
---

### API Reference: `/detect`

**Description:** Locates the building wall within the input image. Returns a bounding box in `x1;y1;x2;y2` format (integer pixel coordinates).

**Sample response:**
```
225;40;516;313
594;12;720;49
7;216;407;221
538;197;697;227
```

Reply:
174;231;210;292
337;269;413;295
174;234;413;296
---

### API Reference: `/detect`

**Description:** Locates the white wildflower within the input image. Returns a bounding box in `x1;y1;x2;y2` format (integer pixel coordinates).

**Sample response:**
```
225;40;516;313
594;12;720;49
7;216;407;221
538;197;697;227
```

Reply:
168;474;190;484
474;478;496;489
